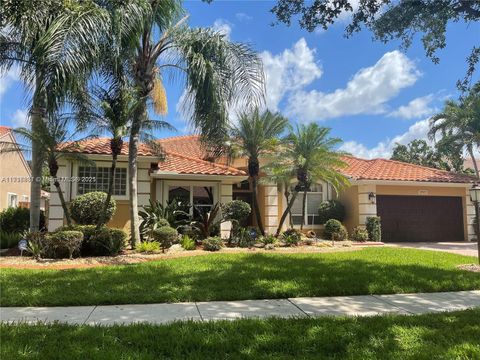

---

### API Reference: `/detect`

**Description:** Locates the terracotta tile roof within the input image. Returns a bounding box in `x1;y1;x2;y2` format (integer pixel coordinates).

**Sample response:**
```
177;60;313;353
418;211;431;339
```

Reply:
0;126;11;137
58;138;156;156
158;135;206;159
341;156;475;184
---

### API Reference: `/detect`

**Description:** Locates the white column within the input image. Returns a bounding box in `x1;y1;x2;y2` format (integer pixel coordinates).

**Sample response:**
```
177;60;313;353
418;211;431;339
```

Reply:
358;184;377;226
219;183;232;239
48;161;70;231
137;163;151;209
465;188;477;241
263;183;278;235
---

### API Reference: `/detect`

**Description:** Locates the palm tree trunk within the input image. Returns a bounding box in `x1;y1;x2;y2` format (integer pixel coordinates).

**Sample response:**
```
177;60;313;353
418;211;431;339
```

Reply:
300;189;308;230
467;145;479;178
276;191;298;237
252;176;265;236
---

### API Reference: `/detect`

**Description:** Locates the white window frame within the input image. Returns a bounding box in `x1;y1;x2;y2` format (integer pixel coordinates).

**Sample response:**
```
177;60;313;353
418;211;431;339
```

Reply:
163;181;218;216
22;195;29;202
7;193;18;208
290;183;324;226
73;161;129;200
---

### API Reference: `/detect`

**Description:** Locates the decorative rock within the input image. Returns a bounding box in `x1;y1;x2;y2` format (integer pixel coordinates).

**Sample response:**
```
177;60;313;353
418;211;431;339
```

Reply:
168;244;185;252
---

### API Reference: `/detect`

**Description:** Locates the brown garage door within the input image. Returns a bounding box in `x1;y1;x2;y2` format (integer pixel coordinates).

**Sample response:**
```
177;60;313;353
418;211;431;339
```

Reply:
376;195;464;242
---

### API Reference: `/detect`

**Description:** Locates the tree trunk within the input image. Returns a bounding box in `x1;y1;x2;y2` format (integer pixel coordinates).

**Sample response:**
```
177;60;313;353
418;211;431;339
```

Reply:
467;145;479;178
53;179;71;226
29;79;46;232
252;175;265;236
300;189;308;230
276;191;298;237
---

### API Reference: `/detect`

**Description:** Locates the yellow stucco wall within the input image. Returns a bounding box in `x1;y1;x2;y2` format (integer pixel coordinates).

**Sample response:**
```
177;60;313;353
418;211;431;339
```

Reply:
107;200;131;232
338;185;359;233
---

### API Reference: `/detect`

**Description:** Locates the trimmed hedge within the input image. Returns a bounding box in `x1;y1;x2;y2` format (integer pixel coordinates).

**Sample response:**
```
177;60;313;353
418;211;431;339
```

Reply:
0;207;45;233
44;231;83;259
89;228;127;256
70;192;116;225
351;227;369;242
324;219;348;241
318;200;345;224
153;226;178;252
202;236;223;251
366;217;381;242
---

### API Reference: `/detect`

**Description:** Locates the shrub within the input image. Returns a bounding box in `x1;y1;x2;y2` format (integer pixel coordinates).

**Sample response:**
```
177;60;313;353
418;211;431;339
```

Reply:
222;200;251;239
44;231;83;259
70;192;116;225
26;231;45;259
352;227;369;242
366;217;382;242
55;224;97;255
234;227;256;248
202;236;223;251
89;228;127;256
324;219;348;241
153;226;178;252
180;235;196;250
0;230;22;249
281;228;301;246
0;207;45;233
157;218;170;227
259;234;277;247
318;200;346;224
136;241;161;253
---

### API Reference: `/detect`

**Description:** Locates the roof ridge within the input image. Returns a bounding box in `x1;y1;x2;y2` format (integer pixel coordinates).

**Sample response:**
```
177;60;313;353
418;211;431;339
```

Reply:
164;149;245;174
158;134;200;142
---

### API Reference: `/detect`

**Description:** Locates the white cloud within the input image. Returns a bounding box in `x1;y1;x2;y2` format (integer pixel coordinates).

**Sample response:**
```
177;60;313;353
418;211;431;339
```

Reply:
0;67;20;102
286;50;421;122
340;119;430;159
11;109;29;128
388;94;434;119
235;12;252;22
260;38;322;111
212;19;232;39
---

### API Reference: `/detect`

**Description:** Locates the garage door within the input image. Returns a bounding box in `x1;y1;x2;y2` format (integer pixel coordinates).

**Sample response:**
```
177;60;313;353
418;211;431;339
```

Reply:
376;195;464;242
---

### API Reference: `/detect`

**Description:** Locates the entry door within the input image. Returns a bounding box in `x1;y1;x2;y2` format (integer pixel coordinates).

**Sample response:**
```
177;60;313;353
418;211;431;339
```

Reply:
376;195;464;242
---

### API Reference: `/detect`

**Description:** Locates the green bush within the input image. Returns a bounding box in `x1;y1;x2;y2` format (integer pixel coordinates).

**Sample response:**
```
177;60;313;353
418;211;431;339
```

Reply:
157;218;170;227
318;200;346;224
324;219;348;241
136;241;161;253
44;231;83;259
26;231;45;259
366;217;382;242
0;230;22;249
55;224;97;255
259;234;277;246
70;192;116;225
180;235;196;250
352;227;369;242
89;228;127;256
281;228;301;246
202;236;223;251
0;207;45;233
153;226;178;252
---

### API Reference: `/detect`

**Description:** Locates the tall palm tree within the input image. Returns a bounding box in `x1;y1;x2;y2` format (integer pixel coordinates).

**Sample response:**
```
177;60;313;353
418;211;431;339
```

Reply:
275;124;349;234
230;109;288;235
429;83;480;178
0;1;110;230
124;1;265;246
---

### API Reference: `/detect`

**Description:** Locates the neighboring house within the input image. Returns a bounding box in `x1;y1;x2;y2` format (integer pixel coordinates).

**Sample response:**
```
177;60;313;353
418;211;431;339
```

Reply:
0;126;31;210
49;135;477;242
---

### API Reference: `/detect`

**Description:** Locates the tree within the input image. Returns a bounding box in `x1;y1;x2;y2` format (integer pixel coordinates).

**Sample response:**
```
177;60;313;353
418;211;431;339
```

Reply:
274;124;349;234
1;0;110;230
230;109;288;236
270;0;480;90
124;1;265;246
429;83;480;178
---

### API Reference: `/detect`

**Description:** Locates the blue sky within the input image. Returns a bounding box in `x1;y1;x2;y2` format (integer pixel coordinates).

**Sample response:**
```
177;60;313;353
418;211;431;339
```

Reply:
1;1;479;159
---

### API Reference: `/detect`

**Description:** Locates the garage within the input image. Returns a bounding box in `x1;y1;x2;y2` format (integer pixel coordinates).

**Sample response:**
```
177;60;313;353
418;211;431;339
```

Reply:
376;195;464;242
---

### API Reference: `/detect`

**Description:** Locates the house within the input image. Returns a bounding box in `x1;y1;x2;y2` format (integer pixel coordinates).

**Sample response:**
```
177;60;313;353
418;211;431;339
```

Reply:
48;135;477;242
0;126;32;210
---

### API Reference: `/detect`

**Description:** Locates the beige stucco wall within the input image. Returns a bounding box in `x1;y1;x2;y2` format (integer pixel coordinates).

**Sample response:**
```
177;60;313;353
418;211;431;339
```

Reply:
338;185;359;233
0;133;31;210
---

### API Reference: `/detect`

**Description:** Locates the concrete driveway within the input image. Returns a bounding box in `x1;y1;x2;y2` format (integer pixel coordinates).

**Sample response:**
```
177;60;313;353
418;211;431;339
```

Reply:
386;242;478;257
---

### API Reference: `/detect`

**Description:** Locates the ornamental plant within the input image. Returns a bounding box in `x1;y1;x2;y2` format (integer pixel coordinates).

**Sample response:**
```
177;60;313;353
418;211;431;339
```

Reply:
366;217;382;242
70;192;116;225
153;226;178;252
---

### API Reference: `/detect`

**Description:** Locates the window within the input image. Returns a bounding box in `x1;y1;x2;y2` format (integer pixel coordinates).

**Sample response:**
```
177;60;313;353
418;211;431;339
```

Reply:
7;193;18;208
22;195;29;202
77;166;127;196
168;184;215;218
291;183;323;225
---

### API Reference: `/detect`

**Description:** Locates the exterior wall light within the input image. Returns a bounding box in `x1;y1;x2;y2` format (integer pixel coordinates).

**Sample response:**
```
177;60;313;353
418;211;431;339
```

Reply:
368;192;376;204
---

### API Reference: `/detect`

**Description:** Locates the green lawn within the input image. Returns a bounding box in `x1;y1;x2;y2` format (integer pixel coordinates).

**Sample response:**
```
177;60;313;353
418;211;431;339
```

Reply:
1;248;479;307
1;309;479;359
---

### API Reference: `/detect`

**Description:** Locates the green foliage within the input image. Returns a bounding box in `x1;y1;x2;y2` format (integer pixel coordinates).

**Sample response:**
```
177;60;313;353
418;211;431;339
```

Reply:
190;203;222;239
0;207;45;233
89;228;127;256
180;235;196;251
318;200;346;224
70;192;116;225
55;224;97;255
136;241;161;253
366;217;382;242
281;228;301;246
202;236;223;252
0;230;22;249
259;234;277;247
44;231;83;259
139;200;189;241
222;200;251;222
324;219;348;241
153;226;178;252
351;227;369;242
25;232;46;259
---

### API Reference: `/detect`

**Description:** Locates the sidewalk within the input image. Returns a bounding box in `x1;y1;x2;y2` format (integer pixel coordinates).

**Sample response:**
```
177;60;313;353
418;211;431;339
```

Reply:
1;290;479;325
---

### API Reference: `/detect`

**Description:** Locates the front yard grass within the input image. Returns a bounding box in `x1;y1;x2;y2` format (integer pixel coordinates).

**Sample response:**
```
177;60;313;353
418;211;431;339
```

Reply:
1;309;479;359
1;248;479;307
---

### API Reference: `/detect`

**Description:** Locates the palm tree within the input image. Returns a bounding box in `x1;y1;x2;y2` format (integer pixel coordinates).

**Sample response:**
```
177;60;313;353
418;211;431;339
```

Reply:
230;109;288;235
124;2;265;246
0;1;110;230
275;124;349;234
429;83;480;178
